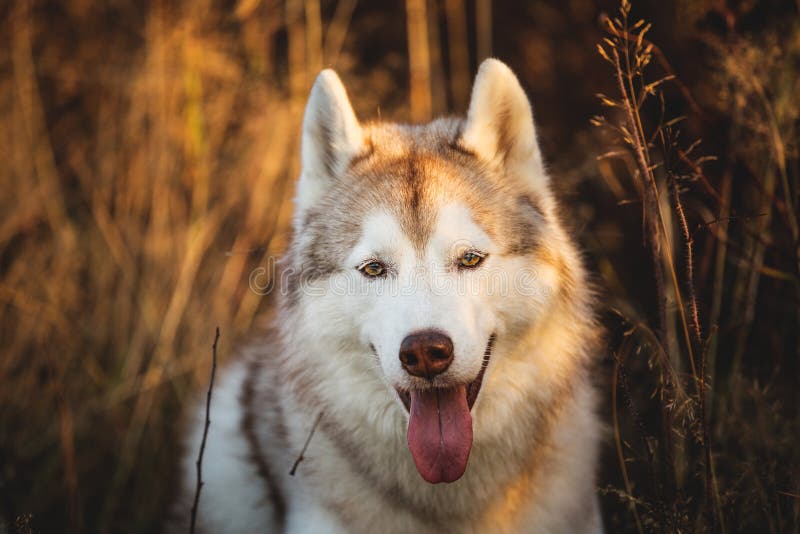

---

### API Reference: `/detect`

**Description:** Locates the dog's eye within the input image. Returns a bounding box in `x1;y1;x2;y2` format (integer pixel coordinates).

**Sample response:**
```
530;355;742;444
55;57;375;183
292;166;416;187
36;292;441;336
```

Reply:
358;260;386;277
458;251;486;269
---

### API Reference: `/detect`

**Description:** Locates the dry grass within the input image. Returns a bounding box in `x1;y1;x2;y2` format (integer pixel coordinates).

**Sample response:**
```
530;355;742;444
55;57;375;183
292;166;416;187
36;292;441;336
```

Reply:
2;1;305;530
593;1;800;531
0;1;798;532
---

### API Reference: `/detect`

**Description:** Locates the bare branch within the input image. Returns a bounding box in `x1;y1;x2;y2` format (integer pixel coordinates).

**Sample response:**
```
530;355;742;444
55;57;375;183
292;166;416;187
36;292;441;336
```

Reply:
289;411;323;476
189;327;220;534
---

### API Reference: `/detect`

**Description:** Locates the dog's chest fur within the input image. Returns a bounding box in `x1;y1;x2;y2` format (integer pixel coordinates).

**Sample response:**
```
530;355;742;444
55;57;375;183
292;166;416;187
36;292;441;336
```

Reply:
173;59;604;533
179;340;601;533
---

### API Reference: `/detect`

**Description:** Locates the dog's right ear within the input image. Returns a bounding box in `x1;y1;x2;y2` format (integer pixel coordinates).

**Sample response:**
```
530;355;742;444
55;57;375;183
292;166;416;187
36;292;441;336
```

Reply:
460;59;545;184
297;70;364;214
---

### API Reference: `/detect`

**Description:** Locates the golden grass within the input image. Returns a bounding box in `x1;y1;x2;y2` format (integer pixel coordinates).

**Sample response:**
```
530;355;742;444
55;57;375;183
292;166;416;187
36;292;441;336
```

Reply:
1;1;798;532
593;2;799;531
2;1;302;530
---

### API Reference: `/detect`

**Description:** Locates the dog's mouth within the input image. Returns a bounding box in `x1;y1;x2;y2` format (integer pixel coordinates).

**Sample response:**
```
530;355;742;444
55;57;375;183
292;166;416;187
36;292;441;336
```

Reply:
395;334;495;413
395;335;495;484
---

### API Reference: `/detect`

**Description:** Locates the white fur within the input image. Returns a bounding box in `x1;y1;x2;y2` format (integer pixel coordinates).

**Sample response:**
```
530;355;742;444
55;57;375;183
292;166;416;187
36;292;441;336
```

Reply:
179;361;276;532
340;204;500;392
461;59;544;182
296;70;364;222
174;59;603;533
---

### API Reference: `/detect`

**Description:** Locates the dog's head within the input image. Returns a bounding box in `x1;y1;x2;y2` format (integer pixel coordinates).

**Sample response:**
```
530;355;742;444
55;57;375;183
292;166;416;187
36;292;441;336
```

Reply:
284;59;584;484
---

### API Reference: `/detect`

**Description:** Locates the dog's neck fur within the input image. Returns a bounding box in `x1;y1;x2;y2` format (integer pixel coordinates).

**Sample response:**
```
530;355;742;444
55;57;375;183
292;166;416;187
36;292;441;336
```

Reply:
176;59;603;534
266;239;599;531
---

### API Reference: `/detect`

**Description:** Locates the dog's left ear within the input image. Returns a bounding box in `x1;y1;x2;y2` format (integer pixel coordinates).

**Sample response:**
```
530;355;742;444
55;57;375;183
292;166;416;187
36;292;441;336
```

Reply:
297;69;364;214
460;59;544;179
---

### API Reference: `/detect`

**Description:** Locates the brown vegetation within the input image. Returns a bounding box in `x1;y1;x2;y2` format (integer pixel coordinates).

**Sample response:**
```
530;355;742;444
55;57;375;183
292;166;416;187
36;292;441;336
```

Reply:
0;1;797;532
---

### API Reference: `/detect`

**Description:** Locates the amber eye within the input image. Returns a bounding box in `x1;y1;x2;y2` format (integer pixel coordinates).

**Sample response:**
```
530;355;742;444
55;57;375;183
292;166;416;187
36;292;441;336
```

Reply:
359;260;386;277
459;251;486;268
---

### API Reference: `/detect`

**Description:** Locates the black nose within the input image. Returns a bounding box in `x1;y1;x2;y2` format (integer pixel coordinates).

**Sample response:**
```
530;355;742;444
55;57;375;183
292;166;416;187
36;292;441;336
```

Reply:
399;330;454;378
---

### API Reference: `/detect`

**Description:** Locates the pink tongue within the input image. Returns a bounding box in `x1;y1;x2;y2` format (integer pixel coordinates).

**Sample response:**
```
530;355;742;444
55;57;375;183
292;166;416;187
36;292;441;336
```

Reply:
407;385;473;483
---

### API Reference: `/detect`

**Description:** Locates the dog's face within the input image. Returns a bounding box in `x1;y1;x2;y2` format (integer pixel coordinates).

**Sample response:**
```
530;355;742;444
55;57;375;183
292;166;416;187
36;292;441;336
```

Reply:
286;60;575;483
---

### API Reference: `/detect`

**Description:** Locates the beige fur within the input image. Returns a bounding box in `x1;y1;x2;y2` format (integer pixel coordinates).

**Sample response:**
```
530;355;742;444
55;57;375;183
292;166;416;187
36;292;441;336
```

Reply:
173;59;604;533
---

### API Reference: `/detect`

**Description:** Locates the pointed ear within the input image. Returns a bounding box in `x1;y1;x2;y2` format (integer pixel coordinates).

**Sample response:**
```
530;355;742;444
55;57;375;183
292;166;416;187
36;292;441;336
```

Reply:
297;69;364;213
460;59;543;174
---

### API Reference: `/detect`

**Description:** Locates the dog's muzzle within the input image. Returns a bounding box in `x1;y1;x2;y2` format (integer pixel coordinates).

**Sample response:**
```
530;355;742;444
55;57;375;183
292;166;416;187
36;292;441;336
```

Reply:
395;334;495;484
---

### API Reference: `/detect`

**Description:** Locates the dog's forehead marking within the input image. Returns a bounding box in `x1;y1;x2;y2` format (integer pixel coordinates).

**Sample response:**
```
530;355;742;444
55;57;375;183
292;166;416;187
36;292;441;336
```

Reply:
358;152;476;252
428;202;492;254
351;202;492;267
347;148;540;255
300;118;545;280
347;209;411;263
344;121;480;250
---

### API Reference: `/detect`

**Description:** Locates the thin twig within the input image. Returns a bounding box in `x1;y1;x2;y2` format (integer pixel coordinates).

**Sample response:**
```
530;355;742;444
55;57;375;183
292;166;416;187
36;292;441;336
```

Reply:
290;411;323;476
612;46;699;381
600;13;706;121
189;327;219;534
700;326;726;533
677;147;723;205
671;178;703;345
613;354;645;534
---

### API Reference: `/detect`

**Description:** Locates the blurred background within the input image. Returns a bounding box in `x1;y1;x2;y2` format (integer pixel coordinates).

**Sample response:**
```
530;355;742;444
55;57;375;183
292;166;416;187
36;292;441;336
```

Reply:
0;0;798;532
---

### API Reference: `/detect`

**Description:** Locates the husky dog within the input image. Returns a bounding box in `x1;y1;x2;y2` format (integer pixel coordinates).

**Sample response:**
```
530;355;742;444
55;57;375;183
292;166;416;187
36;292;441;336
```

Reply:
175;59;603;533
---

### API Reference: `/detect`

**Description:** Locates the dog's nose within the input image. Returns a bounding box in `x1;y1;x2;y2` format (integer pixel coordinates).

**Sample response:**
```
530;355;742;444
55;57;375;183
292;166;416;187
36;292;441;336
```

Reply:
399;331;454;378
